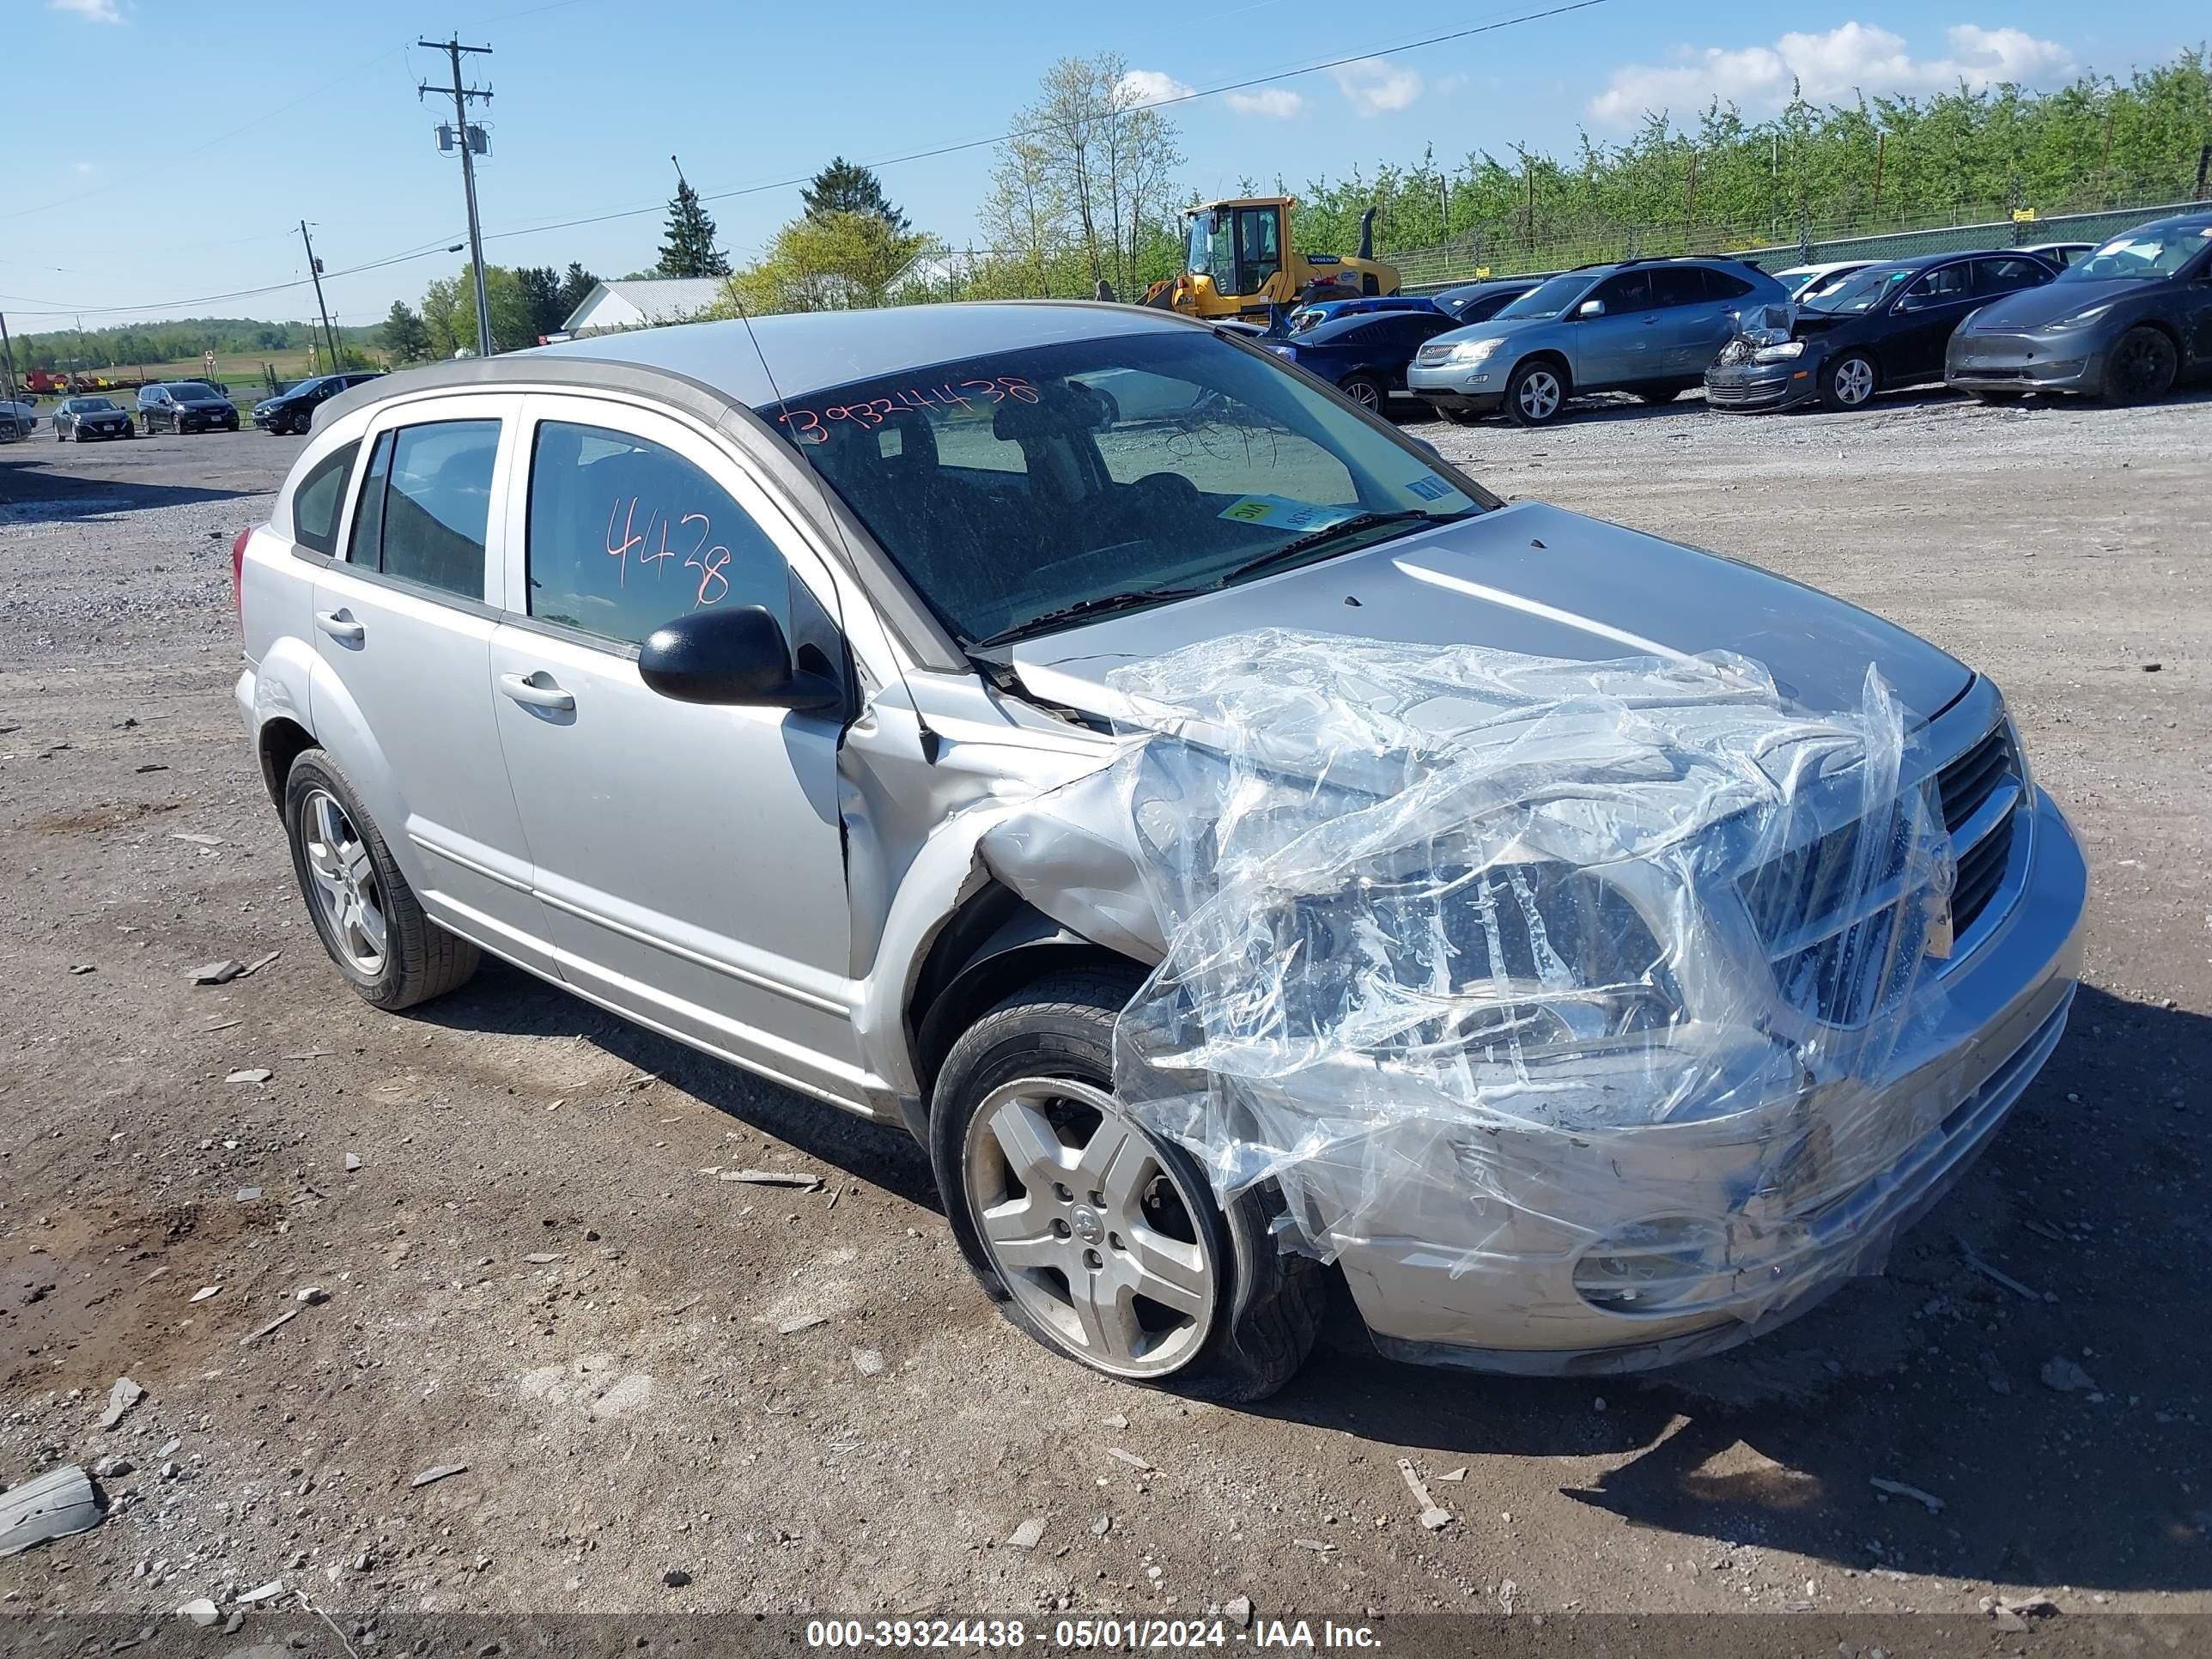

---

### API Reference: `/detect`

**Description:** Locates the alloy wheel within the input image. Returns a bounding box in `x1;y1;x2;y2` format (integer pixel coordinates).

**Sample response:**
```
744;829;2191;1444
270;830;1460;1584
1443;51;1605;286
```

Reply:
299;787;388;975
963;1078;1218;1378
1516;369;1562;421
1832;356;1875;406
1345;379;1382;410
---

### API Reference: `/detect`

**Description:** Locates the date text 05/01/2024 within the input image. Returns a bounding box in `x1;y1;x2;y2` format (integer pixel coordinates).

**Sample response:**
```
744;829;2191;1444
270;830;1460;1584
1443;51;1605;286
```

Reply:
804;1620;1382;1650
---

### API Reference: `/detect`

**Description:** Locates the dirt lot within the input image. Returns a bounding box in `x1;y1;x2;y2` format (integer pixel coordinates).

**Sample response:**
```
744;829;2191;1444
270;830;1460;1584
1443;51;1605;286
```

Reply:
3;392;2209;1644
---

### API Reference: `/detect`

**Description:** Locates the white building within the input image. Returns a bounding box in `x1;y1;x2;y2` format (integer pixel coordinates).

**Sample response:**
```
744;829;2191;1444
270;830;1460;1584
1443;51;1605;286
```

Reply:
558;277;729;336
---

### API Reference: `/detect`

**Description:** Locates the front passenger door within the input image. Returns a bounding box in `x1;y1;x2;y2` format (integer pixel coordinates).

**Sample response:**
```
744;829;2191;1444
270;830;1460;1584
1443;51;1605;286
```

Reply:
485;397;868;1107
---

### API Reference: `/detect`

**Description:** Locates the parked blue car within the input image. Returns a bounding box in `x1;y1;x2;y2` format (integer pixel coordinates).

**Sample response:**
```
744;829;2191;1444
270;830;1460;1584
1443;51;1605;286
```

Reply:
1266;306;1465;412
1287;294;1443;333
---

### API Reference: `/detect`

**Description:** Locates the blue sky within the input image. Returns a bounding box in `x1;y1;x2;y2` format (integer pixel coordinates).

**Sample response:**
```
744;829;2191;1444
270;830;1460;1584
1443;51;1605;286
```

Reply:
3;0;2201;330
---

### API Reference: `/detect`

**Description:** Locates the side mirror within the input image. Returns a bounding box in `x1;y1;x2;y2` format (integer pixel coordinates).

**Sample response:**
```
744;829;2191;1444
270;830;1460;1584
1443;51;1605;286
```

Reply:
1577;299;1606;319
638;605;842;713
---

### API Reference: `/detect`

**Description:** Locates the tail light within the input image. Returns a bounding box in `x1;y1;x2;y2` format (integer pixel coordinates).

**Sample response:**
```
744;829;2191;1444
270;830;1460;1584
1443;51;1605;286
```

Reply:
231;526;252;618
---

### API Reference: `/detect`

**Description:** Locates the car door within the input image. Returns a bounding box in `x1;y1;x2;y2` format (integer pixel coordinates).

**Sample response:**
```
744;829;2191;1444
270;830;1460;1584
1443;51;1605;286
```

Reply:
1644;266;1728;377
1571;270;1657;389
1885;262;1978;382
307;393;557;975
2185;244;2212;368
484;393;869;1107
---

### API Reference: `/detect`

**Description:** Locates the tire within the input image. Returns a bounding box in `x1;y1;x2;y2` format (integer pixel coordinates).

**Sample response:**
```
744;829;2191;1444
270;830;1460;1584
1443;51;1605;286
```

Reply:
282;749;479;1012
1970;389;2026;404
1503;357;1568;426
1340;374;1388;414
930;970;1325;1402
1819;351;1878;412
2104;326;2177;405
1637;383;1692;404
1439;406;1484;426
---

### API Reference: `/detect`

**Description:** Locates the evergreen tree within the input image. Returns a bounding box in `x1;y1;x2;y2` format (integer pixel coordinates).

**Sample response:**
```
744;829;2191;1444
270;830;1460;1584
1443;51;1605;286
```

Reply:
516;264;566;338
556;261;600;315
657;180;731;276
801;156;911;234
380;300;432;364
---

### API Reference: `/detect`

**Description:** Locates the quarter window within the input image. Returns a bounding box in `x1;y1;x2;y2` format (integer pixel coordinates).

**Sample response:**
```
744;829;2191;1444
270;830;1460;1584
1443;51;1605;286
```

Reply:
525;420;788;647
347;418;499;602
291;441;360;557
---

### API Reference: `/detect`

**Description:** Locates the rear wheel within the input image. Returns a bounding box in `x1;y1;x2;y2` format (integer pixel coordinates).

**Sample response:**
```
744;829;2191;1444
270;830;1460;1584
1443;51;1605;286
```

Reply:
1340;374;1387;413
1820;351;1878;412
930;971;1324;1401
1504;358;1568;426
282;750;479;1011
2105;327;2177;405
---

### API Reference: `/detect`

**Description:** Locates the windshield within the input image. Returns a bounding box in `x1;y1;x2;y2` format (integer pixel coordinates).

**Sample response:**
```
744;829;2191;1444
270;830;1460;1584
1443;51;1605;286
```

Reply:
70;398;118;411
2063;228;2209;282
170;382;223;400
1187;212;1231;279
1492;272;1594;321
1802;264;1913;313
760;331;1492;647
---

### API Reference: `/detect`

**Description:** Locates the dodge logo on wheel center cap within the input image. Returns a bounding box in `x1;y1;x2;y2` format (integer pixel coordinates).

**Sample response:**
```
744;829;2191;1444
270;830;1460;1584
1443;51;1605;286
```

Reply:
1070;1206;1105;1244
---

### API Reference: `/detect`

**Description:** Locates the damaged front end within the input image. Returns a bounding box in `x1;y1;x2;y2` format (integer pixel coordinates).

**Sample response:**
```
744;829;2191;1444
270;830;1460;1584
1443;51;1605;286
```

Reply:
965;629;2075;1374
1705;301;1823;412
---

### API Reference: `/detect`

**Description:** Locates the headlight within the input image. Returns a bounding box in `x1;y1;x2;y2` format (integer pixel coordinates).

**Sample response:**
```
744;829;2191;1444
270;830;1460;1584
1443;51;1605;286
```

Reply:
1446;338;1502;366
2039;303;2112;332
1751;340;1806;362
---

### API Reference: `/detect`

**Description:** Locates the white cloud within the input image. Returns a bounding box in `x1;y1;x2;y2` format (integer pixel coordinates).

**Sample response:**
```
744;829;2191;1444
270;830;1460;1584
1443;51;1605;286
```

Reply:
1225;87;1308;118
51;0;123;20
1589;21;2073;125
1118;69;1194;107
1331;57;1423;117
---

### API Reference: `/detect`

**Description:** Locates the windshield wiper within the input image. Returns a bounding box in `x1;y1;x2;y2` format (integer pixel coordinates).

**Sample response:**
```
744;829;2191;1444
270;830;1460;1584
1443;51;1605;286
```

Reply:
969;584;1213;649
1214;509;1468;587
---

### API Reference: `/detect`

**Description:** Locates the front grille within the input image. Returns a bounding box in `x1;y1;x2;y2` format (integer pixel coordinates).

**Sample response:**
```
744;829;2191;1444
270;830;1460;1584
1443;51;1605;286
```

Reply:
1745;720;2023;1024
1413;343;1453;368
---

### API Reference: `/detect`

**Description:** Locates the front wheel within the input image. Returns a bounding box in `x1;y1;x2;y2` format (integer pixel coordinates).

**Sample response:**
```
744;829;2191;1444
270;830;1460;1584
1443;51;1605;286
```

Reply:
1820;351;1878;411
283;750;479;1011
930;971;1324;1401
1504;359;1568;426
2105;327;2177;405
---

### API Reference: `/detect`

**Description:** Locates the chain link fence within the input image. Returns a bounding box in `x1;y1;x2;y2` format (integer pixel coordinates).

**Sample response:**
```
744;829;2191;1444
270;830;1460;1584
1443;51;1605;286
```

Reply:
1395;185;2209;291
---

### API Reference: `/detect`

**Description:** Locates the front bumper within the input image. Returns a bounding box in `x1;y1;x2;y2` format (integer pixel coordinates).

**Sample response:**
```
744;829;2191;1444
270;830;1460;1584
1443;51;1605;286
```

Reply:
1704;356;1820;411
1947;331;2100;395
1315;781;2087;1374
1407;362;1504;413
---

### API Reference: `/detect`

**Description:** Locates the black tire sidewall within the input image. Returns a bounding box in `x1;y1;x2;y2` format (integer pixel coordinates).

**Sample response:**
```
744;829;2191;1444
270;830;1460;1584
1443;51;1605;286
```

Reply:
1504;359;1565;426
1342;374;1387;412
1822;352;1876;410
2108;328;2176;404
281;750;453;1011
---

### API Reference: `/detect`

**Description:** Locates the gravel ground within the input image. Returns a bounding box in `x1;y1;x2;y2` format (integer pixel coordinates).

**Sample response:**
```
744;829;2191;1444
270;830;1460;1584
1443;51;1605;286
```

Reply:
2;393;2208;1644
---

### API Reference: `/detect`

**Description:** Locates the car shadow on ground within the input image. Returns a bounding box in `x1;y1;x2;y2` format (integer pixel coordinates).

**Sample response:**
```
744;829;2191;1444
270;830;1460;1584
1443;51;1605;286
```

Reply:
1252;983;2212;1593
0;448;258;513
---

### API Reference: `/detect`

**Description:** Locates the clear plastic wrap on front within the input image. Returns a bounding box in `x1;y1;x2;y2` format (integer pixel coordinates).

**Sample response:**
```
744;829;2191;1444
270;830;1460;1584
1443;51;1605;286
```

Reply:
1100;630;1957;1355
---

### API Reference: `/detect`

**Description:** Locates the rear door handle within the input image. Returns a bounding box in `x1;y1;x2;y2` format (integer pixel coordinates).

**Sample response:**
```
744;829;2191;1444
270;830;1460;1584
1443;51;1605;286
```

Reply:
499;672;575;712
314;610;364;644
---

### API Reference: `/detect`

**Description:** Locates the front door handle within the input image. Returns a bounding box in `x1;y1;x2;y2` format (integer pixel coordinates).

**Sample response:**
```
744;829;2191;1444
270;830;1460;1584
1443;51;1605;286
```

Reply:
499;672;576;712
314;610;364;644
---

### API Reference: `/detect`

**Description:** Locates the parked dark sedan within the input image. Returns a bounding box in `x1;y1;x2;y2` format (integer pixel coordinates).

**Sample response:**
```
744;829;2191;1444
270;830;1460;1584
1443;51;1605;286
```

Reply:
1265;306;1464;411
1948;212;2212;404
1705;250;2059;412
52;395;134;441
138;381;240;434
252;370;384;435
1431;276;1546;326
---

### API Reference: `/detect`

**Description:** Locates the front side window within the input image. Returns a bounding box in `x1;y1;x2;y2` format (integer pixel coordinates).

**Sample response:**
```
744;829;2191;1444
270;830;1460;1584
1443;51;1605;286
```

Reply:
1590;270;1655;314
762;331;1492;647
1496;273;1598;321
526;421;787;647
1903;264;1972;304
292;441;360;556
347;418;499;601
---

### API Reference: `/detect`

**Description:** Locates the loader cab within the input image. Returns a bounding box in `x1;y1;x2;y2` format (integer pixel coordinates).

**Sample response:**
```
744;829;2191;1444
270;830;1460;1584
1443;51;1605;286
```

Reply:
1188;203;1285;298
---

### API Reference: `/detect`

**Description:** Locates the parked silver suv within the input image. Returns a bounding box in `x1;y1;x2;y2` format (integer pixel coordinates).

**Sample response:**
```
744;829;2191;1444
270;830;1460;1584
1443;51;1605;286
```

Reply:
234;304;2084;1398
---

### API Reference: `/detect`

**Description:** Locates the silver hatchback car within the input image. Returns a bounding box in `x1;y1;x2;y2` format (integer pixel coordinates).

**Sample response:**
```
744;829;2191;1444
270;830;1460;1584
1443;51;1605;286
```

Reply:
234;303;2085;1398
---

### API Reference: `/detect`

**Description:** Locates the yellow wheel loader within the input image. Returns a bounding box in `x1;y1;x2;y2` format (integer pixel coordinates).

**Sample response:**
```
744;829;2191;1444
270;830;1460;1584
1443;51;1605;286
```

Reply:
1140;198;1400;319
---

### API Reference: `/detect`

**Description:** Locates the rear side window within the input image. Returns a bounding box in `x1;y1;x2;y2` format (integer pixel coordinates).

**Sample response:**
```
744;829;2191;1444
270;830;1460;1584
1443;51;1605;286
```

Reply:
347;419;500;602
1976;258;2051;295
525;420;788;647
290;441;360;557
1647;268;1708;308
1702;268;1755;301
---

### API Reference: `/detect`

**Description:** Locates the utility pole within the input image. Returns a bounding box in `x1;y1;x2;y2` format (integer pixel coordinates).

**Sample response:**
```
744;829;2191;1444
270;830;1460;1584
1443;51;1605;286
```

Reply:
0;310;20;409
299;222;342;376
419;37;494;357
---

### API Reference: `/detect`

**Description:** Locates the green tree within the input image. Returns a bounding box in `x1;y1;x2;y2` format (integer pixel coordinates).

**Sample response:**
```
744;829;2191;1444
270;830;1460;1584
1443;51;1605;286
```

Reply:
720;211;933;315
418;264;538;356
380;301;432;364
657;179;731;276
556;261;600;316
801;156;910;234
516;264;565;340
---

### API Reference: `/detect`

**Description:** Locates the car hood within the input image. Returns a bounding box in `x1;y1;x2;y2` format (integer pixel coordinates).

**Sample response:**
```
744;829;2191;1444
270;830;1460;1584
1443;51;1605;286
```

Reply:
1963;276;2150;331
1007;500;1971;726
